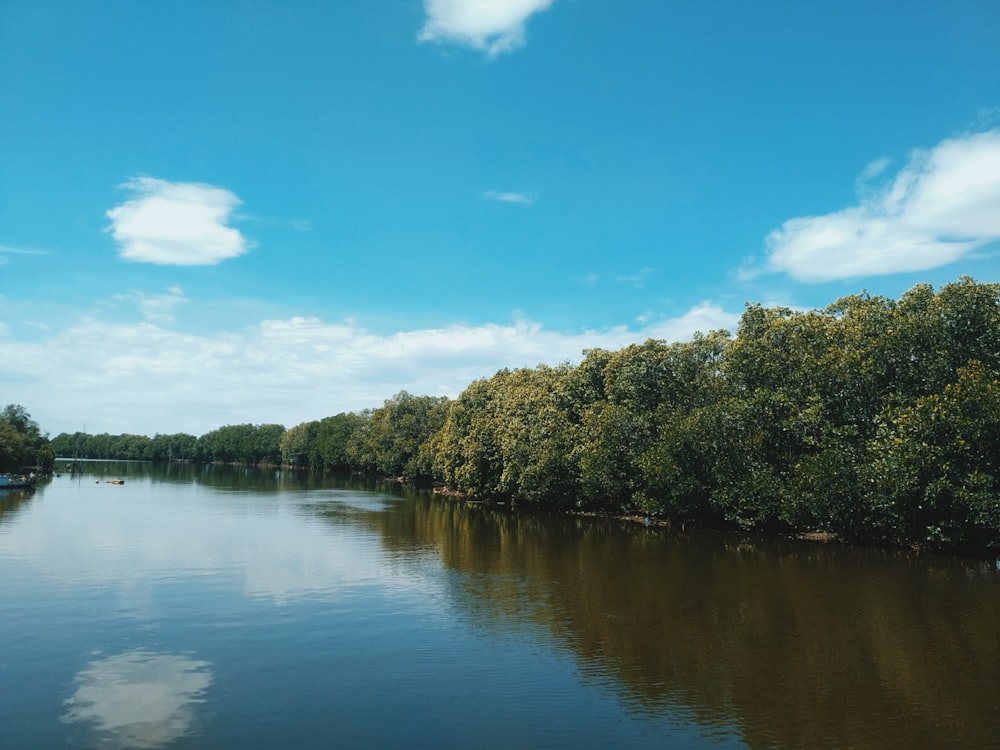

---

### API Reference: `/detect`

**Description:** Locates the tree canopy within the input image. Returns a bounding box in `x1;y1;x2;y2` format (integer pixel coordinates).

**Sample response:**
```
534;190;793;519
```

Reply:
0;405;53;473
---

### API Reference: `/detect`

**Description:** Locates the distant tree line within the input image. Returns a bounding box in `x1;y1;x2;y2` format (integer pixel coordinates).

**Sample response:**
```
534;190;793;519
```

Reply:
42;278;1000;555
48;426;283;466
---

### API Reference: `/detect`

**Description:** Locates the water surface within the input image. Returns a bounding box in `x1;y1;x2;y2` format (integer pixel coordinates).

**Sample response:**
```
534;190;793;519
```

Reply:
1;463;997;748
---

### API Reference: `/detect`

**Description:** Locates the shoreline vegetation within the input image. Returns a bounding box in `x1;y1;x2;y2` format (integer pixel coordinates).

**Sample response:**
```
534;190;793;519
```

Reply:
18;277;1000;558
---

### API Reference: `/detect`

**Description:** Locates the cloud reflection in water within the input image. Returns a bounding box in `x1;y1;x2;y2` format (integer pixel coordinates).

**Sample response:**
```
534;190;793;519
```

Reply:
62;649;212;749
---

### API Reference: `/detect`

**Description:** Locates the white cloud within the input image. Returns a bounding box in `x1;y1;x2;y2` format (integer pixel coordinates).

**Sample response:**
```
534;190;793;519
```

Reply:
641;302;739;342
483;190;535;205
766;129;1000;282
0;303;739;437
106;177;250;265
419;0;553;57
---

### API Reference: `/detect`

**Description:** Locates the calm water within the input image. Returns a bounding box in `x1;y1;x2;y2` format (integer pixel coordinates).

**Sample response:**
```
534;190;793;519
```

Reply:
1;463;998;749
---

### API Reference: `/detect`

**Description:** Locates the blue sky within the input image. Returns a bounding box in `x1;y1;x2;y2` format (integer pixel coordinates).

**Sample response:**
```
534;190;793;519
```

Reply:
2;0;1000;437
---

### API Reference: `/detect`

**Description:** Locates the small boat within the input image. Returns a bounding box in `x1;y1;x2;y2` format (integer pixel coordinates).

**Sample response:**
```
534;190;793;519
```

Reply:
108;479;125;485
0;474;36;490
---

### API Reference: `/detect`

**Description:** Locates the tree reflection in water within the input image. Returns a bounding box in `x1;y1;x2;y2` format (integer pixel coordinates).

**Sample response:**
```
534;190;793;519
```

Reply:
356;494;1000;750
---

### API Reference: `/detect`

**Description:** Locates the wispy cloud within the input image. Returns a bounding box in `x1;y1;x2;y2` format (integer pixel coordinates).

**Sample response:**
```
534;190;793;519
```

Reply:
419;0;554;57
766;129;1000;282
616;268;653;288
106;177;251;266
111;287;189;323
483;190;535;205
0;244;48;255
0;303;739;437
0;244;48;265
853;156;891;200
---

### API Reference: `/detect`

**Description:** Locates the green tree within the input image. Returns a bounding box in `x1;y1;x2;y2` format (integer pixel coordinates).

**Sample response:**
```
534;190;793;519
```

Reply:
315;412;369;470
0;404;49;471
581;333;729;512
431;378;505;497
1;404;43;443
147;433;199;462
197;424;285;464
0;421;34;472
867;362;1000;552
359;392;449;479
491;365;579;506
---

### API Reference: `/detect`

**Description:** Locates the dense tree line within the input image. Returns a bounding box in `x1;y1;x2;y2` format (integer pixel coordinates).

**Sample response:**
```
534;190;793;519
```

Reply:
440;278;1000;554
41;278;1000;554
432;277;1000;554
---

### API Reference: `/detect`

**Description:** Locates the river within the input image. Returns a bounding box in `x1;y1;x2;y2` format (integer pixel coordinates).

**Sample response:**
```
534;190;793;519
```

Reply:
1;461;998;748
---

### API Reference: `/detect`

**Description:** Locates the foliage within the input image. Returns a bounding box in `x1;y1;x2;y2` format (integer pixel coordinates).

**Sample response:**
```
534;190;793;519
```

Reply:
866;362;1000;552
424;278;1000;555
0;404;51;472
196;423;285;465
431;377;504;497
350;392;449;479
